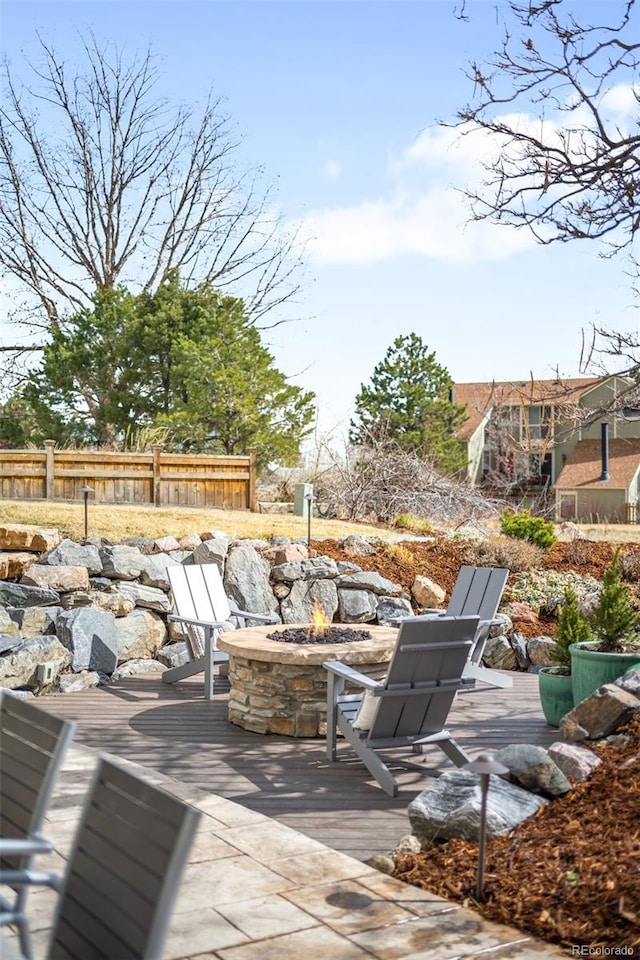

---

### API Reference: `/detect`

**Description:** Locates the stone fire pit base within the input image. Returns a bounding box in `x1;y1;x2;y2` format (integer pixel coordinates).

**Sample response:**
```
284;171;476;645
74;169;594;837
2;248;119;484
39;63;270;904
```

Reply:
218;624;397;737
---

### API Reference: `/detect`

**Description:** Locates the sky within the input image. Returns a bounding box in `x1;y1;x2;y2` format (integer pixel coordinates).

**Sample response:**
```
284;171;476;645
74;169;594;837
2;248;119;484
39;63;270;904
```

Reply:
1;0;638;447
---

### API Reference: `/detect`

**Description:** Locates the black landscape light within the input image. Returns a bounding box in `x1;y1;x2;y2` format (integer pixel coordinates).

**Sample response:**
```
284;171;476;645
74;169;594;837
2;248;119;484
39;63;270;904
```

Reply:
80;484;94;540
462;752;509;901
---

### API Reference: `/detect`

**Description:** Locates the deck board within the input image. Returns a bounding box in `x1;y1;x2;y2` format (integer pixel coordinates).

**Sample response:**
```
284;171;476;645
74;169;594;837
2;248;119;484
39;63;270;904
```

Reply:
35;671;557;861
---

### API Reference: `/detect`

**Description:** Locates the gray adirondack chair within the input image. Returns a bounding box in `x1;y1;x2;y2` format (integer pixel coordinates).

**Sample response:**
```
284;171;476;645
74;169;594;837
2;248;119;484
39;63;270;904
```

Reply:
396;565;511;690
0;756;200;960
0;691;76;960
162;563;279;699
324;615;480;797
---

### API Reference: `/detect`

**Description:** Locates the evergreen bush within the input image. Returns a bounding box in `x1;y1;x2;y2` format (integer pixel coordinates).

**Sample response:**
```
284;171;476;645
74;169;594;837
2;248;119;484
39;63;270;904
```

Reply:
500;509;556;549
591;549;639;652
553;586;592;672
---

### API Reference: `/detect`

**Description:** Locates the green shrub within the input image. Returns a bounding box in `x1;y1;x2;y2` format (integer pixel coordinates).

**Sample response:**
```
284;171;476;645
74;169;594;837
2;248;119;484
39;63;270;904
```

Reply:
591;549;639;652
500;508;556;549
553;586;592;671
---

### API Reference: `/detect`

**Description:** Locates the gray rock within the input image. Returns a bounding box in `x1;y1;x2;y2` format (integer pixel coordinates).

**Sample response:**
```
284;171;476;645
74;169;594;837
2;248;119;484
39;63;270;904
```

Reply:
337;587;377;623
57;671;101;693
156;642;190;669
115;609;167;662
376;597;413;626
510;633;530;670
335;571;403;596
224;544;279;618
0;609;21;637
336;560;362;575
270;557;339;583
192;536;230;570
559;683;640;741
489;613;512;638
482;635;518;671
89;591;136;617
393;834;422;858
111;659;165;679
21;564;90;594
57;608;119;674
0;634;23;655
366;854;395;875
42;539;103;575
99;545;147;580
153;535;181;553
494;744;571;797
527;636;557;667
615;666;640;699
10;606;61;637
547;742;602;783
115;581;171;613
341;535;376;556
409;769;547;842
0;636;71;689
280;579;338;624
0;582;60;608
140;553;180;590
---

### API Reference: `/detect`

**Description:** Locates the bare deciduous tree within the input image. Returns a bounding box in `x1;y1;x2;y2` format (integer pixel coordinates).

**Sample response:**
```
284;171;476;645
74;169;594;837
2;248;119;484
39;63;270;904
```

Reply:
447;0;640;255
0;35;303;336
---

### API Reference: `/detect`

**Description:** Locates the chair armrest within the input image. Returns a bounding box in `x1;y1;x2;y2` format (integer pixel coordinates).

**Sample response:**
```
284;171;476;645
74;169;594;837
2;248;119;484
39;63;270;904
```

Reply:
0;868;63;892
168;614;227;629
323;660;382;691
0;837;53;856
229;605;280;624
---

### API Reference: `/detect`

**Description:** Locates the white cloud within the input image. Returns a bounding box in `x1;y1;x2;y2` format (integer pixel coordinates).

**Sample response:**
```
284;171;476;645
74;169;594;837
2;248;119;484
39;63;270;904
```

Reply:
298;121;537;266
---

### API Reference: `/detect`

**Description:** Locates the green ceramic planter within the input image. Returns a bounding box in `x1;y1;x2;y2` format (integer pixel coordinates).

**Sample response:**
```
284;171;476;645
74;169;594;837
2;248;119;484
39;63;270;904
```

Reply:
538;668;574;727
569;642;640;705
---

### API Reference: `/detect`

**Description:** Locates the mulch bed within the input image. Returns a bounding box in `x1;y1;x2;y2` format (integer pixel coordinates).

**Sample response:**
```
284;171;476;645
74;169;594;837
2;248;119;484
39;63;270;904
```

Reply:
392;713;640;951
312;535;640;951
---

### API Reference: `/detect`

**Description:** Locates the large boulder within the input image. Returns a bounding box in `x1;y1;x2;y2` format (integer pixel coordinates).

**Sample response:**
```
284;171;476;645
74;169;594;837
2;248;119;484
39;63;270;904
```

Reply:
559;683;640;742
411;576;446;609
0;524;62;553
280;578;338;624
192;536;230;571
98;545;147;580
42;539;103;575
0;636;71;689
0;552;37;580
56;608;119;674
224;544;279;618
494;744;571;797
0;582;60;608
408;769;547;842
115;609;167;662
270;557;339;583
337;587;377;623
20;565;90;594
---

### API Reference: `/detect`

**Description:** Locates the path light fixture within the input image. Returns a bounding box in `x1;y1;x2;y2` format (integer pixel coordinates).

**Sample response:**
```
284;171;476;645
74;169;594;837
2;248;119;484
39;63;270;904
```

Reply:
304;491;313;547
462;752;509;901
80;484;94;541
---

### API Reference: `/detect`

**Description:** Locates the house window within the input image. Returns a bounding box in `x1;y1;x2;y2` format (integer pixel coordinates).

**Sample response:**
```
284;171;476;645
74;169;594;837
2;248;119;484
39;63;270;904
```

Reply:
526;405;553;441
529;452;552;484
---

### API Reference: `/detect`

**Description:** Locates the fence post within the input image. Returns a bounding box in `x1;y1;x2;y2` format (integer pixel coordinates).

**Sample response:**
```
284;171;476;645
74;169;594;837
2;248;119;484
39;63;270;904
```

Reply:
152;445;162;507
44;440;56;500
248;448;257;512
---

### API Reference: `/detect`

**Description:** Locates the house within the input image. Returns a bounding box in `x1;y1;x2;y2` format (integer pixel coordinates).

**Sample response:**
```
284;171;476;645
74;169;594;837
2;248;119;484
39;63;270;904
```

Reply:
452;375;640;519
555;431;640;523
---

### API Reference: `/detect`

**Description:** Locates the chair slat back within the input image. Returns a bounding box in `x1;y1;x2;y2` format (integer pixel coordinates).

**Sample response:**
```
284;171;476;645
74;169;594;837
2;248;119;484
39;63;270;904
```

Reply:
167;565;231;659
446;566;508;620
0;692;76;871
369;616;478;741
48;757;200;960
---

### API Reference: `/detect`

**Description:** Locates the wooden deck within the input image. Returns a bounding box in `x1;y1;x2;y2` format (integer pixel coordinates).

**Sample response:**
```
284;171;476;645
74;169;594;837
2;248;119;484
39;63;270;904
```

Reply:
36;671;557;862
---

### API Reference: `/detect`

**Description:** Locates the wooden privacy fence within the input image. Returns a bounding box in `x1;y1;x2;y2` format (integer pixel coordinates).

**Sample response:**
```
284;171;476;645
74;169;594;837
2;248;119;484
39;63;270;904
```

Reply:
0;442;257;511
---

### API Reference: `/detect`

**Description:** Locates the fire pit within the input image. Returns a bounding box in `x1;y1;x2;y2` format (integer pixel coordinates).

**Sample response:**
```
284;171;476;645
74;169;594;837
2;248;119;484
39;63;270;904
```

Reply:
217;623;397;737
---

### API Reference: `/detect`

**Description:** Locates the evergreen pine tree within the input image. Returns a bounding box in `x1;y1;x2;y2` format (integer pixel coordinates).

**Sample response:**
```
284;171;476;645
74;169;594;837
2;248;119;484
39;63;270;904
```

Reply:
592;551;638;652
553;587;592;672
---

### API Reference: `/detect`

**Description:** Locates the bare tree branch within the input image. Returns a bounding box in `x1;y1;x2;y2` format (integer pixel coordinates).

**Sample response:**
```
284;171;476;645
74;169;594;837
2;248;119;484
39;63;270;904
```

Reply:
0;34;303;332
445;0;640;255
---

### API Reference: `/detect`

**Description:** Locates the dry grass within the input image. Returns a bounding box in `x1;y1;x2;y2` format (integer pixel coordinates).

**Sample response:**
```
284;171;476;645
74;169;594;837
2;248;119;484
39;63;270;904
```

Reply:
0;500;390;543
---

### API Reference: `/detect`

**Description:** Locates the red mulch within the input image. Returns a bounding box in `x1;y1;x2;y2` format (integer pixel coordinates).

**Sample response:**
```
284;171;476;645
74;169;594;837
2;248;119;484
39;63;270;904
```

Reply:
393;714;640;951
313;535;640;951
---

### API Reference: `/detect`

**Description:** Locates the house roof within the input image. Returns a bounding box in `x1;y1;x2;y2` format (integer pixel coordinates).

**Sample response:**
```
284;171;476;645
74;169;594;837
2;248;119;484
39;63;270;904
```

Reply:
555;437;640;490
452;377;600;442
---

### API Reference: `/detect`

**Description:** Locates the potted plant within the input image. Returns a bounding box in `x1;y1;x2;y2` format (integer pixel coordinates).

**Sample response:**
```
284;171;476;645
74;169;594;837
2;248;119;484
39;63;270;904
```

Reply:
538;586;587;726
570;549;640;704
